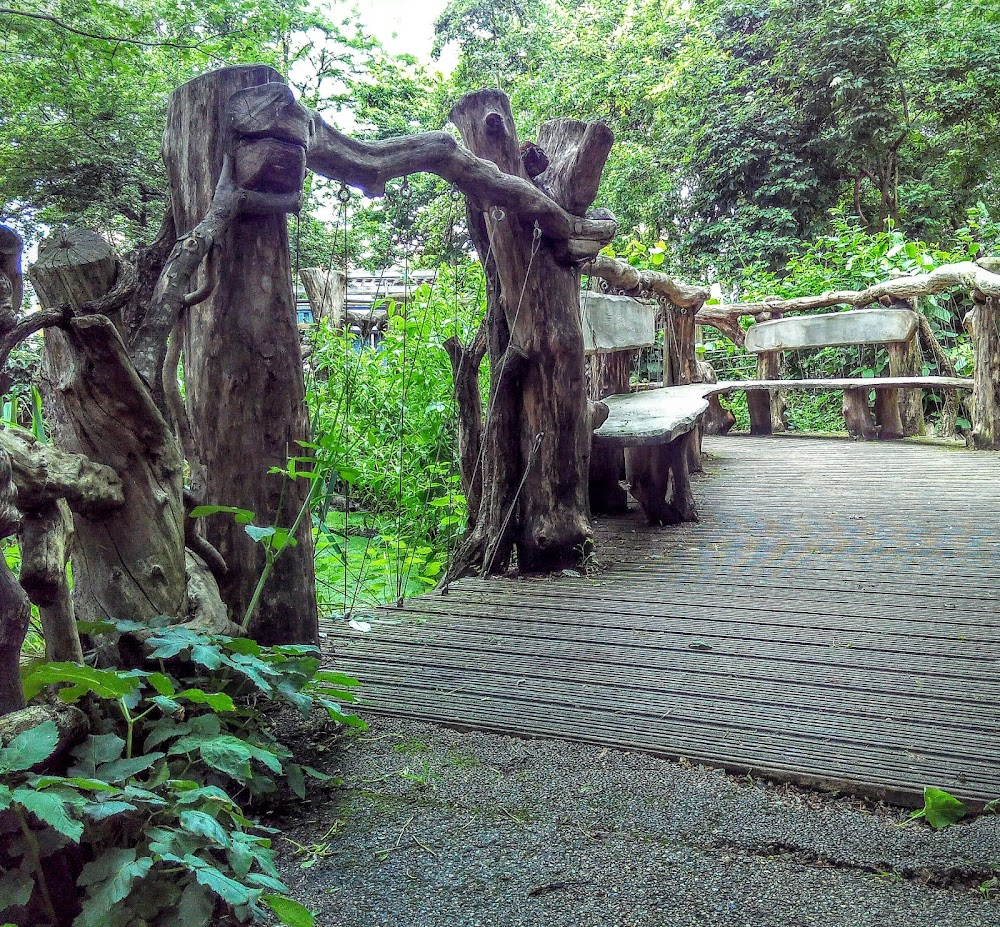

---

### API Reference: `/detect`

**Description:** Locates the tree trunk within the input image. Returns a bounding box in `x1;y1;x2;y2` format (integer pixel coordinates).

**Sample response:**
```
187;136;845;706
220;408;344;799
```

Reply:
843;388;879;440
0;448;29;715
915;311;962;438
30;241;191;630
19;500;82;663
587;351;631;514
889;323;924;437
42;316;189;626
299;267;346;326
163;65;317;644
443;319;488;528
971;295;1000;449
448;92;611;574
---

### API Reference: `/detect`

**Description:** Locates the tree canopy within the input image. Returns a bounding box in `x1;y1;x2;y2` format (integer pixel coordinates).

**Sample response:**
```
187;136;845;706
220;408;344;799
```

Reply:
3;0;998;276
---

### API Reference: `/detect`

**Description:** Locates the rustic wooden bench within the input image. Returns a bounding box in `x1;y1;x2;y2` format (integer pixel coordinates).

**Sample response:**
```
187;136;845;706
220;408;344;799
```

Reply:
591;384;709;525
581;292;712;524
732;307;973;439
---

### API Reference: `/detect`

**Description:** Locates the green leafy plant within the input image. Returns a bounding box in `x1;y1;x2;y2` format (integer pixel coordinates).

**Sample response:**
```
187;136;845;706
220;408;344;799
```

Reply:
1;620;364;926
909;786;966;830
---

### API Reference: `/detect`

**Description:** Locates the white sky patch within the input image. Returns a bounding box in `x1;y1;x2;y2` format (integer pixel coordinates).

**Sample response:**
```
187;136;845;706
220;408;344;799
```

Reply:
348;0;455;68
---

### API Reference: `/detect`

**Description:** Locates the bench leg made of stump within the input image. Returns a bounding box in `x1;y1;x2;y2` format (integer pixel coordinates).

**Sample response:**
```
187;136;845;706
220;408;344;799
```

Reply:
589;442;629;514
624;432;699;526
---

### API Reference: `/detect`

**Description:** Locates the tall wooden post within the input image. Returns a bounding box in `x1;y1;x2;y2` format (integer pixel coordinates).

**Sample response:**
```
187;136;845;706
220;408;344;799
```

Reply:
971;294;1000;449
163;65;317;644
449;93;612;572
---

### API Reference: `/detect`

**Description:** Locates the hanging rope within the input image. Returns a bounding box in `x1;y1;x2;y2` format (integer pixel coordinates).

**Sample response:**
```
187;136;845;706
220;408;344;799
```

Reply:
483;431;544;574
463;216;543;502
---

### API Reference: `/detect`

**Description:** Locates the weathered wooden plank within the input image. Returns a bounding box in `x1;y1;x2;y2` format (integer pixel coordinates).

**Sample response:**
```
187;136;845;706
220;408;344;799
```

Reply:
743;308;917;352
580;291;656;354
594;384;708;447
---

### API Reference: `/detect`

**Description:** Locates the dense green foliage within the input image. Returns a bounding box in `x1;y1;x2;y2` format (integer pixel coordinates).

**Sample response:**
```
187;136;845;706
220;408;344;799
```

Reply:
2;619;361;926
435;0;1000;275
305;266;484;613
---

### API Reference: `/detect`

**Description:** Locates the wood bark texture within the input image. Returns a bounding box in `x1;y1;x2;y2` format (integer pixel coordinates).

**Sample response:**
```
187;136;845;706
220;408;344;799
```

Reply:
0;447;29;715
887;333;924;437
20;500;82;663
586;351;631;514
164;65;317;644
843;388;879;440
299;267;346;325
443;321;488;528
698;261;1000;323
446;91;613;573
971;296;1000;449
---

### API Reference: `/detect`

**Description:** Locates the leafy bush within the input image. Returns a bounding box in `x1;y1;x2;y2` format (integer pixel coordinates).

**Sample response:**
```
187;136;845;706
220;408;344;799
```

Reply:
0;619;363;927
305;265;484;613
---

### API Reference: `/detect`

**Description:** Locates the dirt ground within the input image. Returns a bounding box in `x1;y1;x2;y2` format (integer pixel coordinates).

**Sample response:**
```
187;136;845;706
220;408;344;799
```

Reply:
268;717;999;927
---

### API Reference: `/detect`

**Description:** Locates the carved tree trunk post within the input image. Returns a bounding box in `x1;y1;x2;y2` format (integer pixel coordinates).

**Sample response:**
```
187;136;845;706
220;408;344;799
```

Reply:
889;330;925;437
587;351;630;514
30;236;193;630
449;93;613;572
843;388;879;439
299;267;346;326
971;294;1000;449
163;65;318;644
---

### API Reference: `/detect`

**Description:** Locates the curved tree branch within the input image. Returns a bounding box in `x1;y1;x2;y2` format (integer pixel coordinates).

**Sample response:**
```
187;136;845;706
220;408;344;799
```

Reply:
265;90;618;254
581;254;709;308
697;261;1000;324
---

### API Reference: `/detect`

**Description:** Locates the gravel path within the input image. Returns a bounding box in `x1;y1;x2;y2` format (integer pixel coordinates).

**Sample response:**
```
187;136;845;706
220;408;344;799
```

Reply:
271;719;999;927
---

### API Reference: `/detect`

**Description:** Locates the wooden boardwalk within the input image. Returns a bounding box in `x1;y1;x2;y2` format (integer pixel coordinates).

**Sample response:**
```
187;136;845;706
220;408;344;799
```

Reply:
321;435;1000;806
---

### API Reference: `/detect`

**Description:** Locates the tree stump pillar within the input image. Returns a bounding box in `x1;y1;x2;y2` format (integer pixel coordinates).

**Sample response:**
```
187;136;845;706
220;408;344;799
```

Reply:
971;294;1000;449
163;65;317;643
449;92;612;572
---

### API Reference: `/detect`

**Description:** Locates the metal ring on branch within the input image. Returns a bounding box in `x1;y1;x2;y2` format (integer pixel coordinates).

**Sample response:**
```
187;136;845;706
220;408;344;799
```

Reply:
336;183;351;204
490;206;506;223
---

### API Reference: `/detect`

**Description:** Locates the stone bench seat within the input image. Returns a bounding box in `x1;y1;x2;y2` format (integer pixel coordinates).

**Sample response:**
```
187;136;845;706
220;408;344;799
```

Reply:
592;384;710;526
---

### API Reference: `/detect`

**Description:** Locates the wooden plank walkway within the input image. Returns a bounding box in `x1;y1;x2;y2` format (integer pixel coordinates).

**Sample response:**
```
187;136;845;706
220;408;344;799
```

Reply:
321;435;1000;807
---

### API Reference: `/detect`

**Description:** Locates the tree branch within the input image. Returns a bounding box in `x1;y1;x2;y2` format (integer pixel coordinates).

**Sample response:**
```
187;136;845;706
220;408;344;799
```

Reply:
0;7;232;56
697;261;1000;323
303;99;616;255
581;254;709;308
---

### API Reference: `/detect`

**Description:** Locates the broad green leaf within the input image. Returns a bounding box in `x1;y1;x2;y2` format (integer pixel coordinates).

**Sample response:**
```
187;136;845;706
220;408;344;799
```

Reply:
175;880;214;926
0;721;59;773
262;894;315;927
23;664;137;702
179;809;230;847
245;525;276;543
96;752;164;784
69;733;125;778
74;854;154;927
286;763;306;800
189;858;254;907
189;505;256;525
147;673;176;697
85;800;136;821
918;787;966;829
12;787;83;840
176;688;235;712
0;870;33;911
